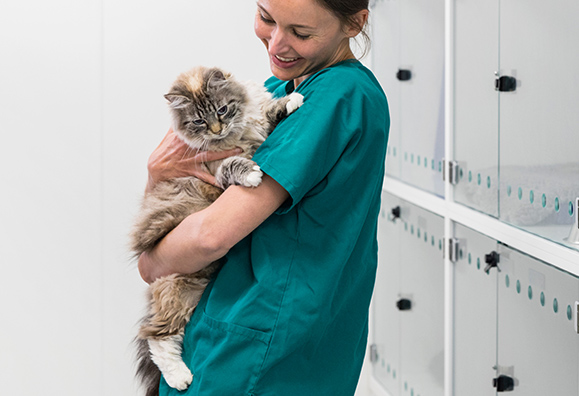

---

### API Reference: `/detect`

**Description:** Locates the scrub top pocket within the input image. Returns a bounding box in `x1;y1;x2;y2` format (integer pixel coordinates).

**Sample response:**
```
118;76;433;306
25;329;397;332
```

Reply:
159;309;271;396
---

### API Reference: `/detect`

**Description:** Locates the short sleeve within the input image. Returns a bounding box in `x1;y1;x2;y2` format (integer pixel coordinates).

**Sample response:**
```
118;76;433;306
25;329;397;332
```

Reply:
253;63;385;214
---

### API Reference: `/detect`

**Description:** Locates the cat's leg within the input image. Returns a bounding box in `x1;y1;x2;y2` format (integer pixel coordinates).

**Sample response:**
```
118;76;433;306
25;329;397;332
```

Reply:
148;335;193;391
263;92;304;126
215;156;263;189
138;268;219;391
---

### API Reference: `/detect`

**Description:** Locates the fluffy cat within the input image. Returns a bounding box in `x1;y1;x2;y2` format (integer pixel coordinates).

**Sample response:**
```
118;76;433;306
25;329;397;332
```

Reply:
130;66;303;395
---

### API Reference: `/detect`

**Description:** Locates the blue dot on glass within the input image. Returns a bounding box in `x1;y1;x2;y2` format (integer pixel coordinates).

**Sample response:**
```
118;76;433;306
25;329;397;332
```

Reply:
555;197;560;212
505;274;510;288
518;187;523;200
528;285;533;300
568;305;573;321
477;173;481;185
468;171;472;182
554;298;559;313
487;176;491;189
570;201;575;217
530;190;534;204
542;194;547;208
540;292;545;306
516;280;521;294
477;258;481;270
507;185;512;197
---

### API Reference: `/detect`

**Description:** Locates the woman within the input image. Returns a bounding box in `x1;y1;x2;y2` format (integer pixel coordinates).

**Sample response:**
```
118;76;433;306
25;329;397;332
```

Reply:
139;0;390;394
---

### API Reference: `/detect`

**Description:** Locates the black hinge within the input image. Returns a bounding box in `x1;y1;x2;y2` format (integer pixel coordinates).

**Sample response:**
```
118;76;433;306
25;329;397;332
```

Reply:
493;375;515;392
484;251;501;274
495;74;517;92
397;69;412;81
396;298;412;311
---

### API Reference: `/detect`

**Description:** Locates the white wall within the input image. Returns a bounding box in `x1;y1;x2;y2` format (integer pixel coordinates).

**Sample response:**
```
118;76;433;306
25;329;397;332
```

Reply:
0;1;270;395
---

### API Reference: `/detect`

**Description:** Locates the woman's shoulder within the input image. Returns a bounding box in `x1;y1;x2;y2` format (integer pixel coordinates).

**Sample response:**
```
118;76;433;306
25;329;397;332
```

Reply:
300;61;386;106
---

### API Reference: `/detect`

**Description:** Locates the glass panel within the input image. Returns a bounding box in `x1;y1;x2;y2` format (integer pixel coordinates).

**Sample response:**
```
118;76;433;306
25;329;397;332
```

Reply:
372;191;402;395
499;0;579;250
371;0;401;180
399;201;445;396
398;0;445;197
453;0;499;217
453;224;498;396
497;246;579;395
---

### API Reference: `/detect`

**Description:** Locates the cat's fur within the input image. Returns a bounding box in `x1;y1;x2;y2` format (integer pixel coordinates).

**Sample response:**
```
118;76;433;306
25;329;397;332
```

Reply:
130;66;302;395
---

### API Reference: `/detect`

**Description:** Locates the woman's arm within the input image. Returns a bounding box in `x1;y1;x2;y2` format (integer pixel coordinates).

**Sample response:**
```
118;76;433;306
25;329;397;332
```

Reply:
138;173;289;284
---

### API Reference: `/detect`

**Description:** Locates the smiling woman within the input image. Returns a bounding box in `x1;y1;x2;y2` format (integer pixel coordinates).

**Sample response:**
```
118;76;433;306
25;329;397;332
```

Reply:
139;0;389;395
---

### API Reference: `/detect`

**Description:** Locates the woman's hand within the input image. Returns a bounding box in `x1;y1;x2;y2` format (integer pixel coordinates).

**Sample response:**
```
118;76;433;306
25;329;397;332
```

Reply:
145;128;243;192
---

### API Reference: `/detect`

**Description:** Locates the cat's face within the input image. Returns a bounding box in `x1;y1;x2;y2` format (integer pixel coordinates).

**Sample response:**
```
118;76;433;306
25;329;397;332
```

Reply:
165;67;248;148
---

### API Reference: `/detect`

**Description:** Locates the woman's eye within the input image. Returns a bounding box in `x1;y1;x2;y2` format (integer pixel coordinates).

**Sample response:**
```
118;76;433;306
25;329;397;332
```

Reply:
259;14;275;24
193;119;205;125
217;106;228;116
293;30;311;40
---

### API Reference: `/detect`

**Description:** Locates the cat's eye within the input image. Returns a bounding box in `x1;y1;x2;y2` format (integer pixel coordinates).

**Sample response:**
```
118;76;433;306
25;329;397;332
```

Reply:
192;119;205;126
217;106;228;116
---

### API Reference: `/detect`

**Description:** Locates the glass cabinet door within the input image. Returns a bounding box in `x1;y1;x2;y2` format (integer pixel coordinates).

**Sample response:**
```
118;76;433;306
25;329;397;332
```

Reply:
498;0;579;249
453;224;498;396
453;0;499;217
398;0;445;197
398;202;445;396
373;191;403;395
497;246;579;395
372;0;401;180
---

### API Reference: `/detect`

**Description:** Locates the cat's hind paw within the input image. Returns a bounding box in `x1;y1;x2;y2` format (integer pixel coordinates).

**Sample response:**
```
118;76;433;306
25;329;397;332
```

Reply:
286;92;304;114
164;362;193;391
243;165;263;187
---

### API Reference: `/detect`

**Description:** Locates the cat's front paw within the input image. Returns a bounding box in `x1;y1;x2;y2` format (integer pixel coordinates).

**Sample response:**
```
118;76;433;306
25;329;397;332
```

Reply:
286;92;304;114
243;165;263;187
164;362;193;391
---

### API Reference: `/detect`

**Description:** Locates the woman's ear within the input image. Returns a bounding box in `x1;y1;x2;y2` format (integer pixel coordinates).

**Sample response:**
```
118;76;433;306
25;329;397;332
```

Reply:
345;9;369;38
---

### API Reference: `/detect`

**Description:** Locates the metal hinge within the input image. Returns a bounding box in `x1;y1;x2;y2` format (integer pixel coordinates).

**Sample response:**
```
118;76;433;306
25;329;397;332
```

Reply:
446;238;459;262
442;159;459;185
370;344;379;363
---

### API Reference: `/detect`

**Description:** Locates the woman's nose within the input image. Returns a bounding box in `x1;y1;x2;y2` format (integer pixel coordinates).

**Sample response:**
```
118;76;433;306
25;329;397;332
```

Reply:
268;26;288;55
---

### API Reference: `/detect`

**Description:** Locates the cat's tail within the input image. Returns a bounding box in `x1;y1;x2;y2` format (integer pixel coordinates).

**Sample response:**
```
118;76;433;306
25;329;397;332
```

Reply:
135;337;162;396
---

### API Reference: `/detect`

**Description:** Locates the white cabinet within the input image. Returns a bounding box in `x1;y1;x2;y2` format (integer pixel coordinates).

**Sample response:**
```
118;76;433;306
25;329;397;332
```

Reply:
373;192;444;396
370;0;579;395
373;0;445;197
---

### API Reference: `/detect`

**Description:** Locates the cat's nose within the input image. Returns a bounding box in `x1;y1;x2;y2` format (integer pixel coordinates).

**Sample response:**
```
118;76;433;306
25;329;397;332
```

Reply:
209;123;222;135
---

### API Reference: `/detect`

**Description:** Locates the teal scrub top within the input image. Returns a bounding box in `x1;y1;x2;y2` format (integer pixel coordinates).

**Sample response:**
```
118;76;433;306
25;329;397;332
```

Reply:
159;60;390;396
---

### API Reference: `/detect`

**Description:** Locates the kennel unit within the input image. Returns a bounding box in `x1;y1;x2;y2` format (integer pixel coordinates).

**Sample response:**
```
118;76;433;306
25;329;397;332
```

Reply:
369;0;579;395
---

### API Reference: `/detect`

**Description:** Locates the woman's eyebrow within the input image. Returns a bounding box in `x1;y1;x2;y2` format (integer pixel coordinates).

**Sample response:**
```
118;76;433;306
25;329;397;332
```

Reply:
256;3;315;30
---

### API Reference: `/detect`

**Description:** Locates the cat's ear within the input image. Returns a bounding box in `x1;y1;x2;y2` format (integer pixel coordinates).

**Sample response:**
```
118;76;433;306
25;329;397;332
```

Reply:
164;93;191;109
207;68;229;89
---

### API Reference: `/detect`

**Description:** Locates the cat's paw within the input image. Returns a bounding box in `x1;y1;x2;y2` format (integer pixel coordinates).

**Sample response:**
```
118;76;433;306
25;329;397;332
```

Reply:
164;362;193;391
286;92;304;114
243;165;263;187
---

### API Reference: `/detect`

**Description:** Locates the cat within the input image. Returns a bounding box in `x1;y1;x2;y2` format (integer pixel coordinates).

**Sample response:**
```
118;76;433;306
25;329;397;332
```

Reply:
130;66;303;395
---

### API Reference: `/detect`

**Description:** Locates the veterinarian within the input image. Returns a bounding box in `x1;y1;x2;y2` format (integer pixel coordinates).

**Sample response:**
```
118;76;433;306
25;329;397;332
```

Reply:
139;0;390;394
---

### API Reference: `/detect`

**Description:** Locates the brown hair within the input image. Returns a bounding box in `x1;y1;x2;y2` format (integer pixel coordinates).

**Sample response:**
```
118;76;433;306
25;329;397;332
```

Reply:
314;0;371;58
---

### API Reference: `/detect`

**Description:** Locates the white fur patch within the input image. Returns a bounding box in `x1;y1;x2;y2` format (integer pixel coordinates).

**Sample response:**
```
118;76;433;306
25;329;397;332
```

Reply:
148;336;193;391
244;166;263;187
286;92;304;114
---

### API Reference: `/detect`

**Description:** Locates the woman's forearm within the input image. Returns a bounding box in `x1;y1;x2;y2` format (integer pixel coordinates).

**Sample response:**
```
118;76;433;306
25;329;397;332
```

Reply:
138;174;290;284
138;209;229;283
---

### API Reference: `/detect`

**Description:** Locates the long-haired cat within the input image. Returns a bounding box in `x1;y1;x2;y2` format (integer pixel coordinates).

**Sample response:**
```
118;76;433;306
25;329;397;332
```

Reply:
130;66;303;395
